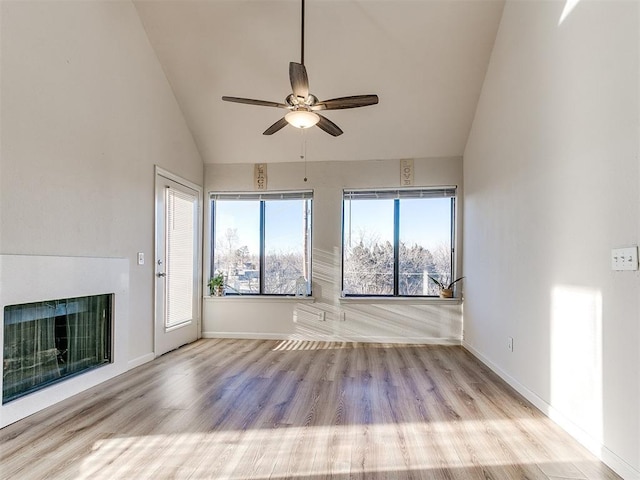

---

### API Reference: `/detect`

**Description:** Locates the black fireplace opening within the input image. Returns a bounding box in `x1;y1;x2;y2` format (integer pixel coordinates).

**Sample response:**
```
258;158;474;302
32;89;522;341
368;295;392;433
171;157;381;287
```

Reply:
3;293;113;404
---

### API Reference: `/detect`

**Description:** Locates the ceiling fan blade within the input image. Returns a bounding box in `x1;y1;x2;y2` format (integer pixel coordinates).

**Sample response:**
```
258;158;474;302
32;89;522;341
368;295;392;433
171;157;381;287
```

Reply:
222;96;288;109
289;62;309;100
312;94;379;111
263;117;289;135
316;114;343;137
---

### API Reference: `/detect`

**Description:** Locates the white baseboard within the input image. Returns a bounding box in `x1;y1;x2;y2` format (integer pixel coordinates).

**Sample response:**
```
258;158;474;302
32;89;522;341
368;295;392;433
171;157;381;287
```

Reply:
600;449;640;480
127;352;155;370
463;341;640;480
202;331;461;345
343;336;461;345
202;332;292;340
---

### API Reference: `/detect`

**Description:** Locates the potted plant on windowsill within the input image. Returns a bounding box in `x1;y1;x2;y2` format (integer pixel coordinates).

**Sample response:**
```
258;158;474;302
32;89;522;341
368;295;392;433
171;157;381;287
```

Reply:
208;272;225;297
428;275;464;299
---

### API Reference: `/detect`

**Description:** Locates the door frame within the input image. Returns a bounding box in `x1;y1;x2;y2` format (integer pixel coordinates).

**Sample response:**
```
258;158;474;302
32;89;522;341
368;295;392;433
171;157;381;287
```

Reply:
154;165;203;356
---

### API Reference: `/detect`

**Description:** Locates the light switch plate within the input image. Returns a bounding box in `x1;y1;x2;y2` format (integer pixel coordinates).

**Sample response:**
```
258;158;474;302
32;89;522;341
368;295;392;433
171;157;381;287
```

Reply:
611;246;638;271
137;252;145;265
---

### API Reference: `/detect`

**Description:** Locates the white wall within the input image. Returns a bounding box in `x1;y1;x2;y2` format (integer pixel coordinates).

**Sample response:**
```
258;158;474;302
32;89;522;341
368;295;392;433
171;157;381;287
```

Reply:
0;1;203;366
463;1;639;477
204;157;463;344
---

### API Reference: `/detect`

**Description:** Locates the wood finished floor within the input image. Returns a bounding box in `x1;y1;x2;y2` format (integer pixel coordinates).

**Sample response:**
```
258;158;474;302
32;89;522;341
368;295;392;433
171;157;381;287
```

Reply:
1;339;620;480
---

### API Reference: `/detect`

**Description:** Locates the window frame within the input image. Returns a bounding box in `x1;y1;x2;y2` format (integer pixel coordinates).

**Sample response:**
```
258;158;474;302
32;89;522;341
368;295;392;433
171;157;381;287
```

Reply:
341;187;457;298
210;190;313;296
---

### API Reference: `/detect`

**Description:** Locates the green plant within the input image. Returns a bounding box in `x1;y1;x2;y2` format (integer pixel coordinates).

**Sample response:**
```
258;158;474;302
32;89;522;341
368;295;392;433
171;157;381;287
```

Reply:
208;272;224;290
428;275;464;291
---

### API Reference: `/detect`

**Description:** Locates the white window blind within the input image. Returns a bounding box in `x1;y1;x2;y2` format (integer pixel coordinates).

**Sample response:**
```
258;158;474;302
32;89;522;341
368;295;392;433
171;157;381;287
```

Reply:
343;187;456;200
210;190;313;201
165;187;196;328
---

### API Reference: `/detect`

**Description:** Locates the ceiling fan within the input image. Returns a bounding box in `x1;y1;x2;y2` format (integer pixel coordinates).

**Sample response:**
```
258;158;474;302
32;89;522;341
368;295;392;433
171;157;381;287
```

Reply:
221;0;379;137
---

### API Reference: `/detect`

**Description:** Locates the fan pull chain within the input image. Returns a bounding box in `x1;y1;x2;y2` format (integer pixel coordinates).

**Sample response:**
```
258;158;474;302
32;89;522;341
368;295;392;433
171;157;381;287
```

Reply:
300;129;308;182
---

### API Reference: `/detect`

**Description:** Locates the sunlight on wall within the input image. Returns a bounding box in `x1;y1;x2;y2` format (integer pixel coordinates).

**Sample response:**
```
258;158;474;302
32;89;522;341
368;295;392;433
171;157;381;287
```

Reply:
289;246;463;343
550;285;603;444
559;0;583;25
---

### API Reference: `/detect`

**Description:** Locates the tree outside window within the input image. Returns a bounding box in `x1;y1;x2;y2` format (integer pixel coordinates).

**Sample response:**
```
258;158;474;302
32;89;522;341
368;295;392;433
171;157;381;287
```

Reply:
212;192;312;295
342;188;456;297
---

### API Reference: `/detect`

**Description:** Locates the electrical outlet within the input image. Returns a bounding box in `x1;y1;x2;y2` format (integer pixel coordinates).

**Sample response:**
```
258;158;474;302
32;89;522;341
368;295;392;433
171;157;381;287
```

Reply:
507;337;513;352
318;311;325;322
611;246;638;271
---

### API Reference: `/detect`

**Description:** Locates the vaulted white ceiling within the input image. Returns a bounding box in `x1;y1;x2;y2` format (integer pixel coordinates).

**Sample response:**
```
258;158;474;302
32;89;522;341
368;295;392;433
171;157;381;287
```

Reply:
134;0;505;164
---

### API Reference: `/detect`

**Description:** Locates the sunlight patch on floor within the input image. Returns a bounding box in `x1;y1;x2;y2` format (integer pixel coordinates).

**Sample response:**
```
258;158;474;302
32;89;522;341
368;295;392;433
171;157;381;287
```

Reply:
272;339;443;351
78;418;594;479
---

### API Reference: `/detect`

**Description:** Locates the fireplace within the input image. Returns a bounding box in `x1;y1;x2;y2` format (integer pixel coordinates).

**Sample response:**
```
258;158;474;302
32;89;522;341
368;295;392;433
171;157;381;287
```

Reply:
3;294;113;404
0;254;129;428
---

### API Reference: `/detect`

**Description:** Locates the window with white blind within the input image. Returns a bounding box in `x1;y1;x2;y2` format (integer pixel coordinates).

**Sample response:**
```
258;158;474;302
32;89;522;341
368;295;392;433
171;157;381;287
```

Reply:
342;187;456;297
211;191;312;295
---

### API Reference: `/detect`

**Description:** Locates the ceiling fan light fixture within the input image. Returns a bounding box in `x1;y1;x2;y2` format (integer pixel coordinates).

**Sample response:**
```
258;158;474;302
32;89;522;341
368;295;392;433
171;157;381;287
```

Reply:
285;110;320;129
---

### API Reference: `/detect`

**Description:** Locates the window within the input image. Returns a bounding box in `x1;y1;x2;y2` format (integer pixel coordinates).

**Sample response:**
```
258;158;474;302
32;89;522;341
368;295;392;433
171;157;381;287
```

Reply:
211;191;312;295
342;187;456;297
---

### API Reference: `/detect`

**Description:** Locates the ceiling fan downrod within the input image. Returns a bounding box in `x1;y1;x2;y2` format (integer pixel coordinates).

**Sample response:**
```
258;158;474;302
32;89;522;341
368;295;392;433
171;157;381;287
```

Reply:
300;0;305;66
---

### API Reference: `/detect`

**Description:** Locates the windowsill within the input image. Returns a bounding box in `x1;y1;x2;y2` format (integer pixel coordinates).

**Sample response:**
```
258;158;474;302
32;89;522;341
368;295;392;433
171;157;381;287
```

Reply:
339;296;462;305
204;295;461;305
204;295;316;303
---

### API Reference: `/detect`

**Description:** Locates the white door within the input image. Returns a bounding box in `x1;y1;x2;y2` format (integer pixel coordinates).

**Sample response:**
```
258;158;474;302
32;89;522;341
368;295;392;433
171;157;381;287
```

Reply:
155;168;201;356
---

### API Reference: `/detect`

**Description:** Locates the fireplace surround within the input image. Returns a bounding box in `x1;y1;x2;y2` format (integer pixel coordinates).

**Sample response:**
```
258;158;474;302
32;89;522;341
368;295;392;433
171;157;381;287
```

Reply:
0;255;129;428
